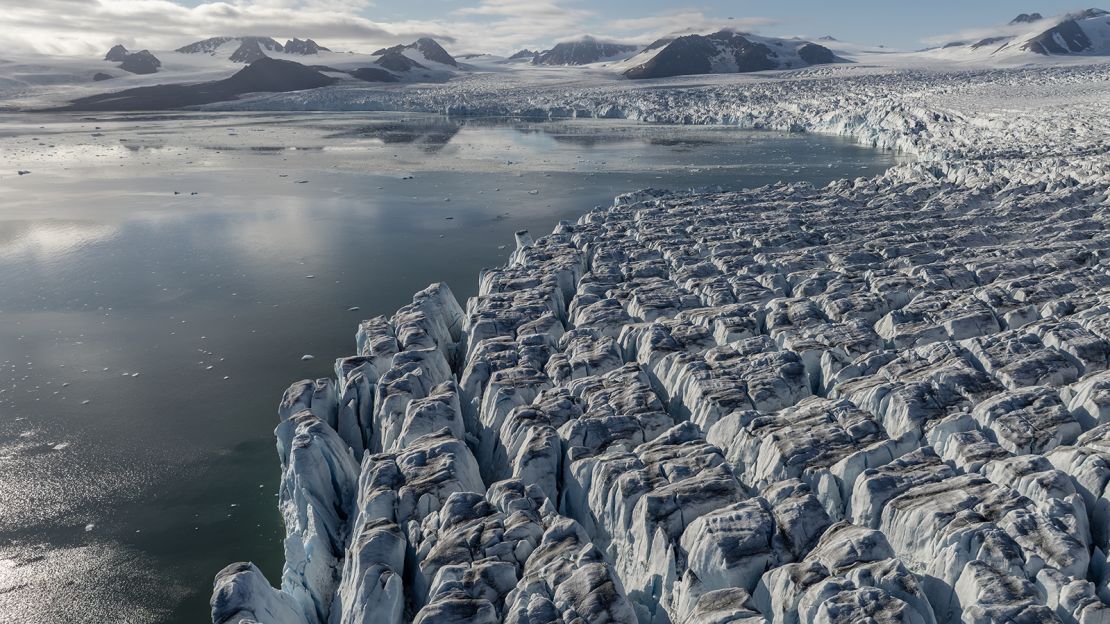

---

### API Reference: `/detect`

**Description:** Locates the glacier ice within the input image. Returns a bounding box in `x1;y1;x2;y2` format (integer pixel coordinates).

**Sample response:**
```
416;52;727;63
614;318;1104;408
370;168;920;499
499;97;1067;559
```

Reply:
214;61;1110;624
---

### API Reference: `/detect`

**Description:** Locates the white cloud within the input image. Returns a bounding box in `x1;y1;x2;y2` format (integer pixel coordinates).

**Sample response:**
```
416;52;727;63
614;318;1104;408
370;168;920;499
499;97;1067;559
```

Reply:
919;11;1064;47
0;0;451;56
608;11;778;42
0;0;783;58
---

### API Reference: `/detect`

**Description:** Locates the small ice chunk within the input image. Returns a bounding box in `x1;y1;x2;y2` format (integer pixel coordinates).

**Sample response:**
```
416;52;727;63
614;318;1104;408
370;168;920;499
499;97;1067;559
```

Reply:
300;354;315;361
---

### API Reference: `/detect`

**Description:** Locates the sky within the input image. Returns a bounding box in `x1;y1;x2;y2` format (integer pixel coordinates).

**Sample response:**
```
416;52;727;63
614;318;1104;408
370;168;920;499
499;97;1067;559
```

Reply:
0;0;1098;57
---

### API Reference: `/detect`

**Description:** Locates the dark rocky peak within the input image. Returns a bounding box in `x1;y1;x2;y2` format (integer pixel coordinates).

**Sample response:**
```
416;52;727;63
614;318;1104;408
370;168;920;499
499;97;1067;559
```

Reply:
230;39;277;63
412;38;457;66
1010;13;1044;24
105;44;129;62
798;42;836;64
119;50;161;75
284;38;330;55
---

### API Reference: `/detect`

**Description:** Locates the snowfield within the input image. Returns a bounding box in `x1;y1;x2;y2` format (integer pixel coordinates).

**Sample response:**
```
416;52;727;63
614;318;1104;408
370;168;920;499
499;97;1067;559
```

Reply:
212;60;1110;624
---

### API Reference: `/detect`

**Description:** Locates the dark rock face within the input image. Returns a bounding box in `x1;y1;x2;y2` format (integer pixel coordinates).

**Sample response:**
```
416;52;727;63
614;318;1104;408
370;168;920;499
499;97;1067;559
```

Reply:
375;51;425;72
532;38;638;66
58;57;336;111
349;67;399;83
1022;19;1094;55
508;49;537;60
104;44;129;62
225;57;334;92
229;40;269;63
798;42;835;64
119;50;161;75
373;38;457;67
624;34;738;79
1011;13;1044;25
625;31;773;80
411;38;457;67
283;38;329;55
92;72;114;81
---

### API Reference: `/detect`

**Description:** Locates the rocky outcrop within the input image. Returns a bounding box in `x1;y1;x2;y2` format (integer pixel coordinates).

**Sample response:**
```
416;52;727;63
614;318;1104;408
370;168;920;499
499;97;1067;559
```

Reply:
103;45;161;75
104;44;129;62
119;50;161;74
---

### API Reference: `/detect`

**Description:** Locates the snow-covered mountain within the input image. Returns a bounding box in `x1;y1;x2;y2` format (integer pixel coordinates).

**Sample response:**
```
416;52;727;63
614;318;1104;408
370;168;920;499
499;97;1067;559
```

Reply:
508;49;538;61
938;8;1110;58
175;36;330;63
621;30;839;80
532;37;639;66
372;38;458;68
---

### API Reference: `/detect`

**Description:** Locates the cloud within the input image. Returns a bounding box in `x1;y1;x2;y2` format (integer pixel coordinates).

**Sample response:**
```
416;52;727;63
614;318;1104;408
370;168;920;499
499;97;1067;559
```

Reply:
608;11;778;41
0;0;786;58
0;0;453;56
451;0;595;52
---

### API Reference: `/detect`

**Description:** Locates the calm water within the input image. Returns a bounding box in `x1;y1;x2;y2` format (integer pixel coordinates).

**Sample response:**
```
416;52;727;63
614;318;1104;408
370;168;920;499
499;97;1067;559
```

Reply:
0;112;904;623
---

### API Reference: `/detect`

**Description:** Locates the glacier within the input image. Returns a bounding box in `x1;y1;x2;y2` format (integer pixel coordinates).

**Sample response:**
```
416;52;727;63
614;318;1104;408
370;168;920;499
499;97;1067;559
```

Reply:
213;59;1110;624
